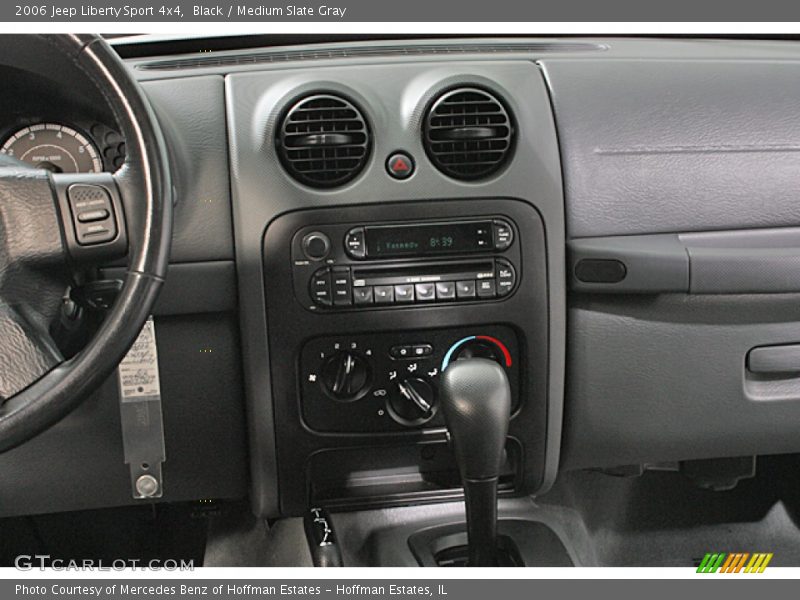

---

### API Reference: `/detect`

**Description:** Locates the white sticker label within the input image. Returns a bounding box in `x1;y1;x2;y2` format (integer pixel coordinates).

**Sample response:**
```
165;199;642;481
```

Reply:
118;317;161;400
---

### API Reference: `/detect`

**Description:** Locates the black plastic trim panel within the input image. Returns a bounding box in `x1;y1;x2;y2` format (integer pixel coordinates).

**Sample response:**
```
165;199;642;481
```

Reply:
263;198;549;516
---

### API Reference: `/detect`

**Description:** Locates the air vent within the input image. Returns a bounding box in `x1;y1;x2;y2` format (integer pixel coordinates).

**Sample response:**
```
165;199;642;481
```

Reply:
423;87;515;181
277;93;371;188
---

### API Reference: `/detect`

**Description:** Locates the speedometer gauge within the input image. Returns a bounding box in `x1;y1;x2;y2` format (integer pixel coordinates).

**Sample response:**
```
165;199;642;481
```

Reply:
0;123;102;173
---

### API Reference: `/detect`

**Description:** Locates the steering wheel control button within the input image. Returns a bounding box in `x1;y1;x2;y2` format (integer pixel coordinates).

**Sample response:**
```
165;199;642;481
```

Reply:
415;283;436;301
310;268;333;306
435;282;456;300
386;152;415;179
374;285;395;304
353;286;374;305
344;227;366;259
76;208;110;223
456;280;476;299
493;219;514;250
302;231;331;261
67;184;117;245
331;267;352;306
394;284;415;303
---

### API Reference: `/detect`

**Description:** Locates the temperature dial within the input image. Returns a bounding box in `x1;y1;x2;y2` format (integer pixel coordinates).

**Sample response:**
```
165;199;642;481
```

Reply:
387;378;437;426
442;335;513;372
321;351;371;402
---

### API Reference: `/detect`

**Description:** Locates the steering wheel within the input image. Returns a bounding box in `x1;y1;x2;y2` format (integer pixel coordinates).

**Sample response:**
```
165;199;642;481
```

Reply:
0;35;172;452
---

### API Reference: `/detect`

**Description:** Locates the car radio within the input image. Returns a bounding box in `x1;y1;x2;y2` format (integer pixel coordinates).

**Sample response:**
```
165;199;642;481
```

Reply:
290;216;520;311
343;219;513;260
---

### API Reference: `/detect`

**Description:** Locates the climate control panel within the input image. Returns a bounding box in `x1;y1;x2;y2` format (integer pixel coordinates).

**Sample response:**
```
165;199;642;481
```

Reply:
299;325;520;433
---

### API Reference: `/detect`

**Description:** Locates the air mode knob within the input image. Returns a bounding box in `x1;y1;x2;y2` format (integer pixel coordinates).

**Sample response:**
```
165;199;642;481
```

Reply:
320;351;371;402
387;377;437;426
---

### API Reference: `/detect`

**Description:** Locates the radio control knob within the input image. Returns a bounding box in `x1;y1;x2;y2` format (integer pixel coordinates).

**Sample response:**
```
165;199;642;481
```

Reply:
388;378;437;426
302;231;331;261
321;351;371;402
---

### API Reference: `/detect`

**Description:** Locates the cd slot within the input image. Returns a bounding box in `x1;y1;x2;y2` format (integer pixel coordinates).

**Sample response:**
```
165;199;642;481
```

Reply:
353;260;495;286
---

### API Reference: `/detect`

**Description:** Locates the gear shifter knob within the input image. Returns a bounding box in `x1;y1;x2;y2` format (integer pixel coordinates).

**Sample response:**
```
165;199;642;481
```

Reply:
440;358;511;566
440;358;511;480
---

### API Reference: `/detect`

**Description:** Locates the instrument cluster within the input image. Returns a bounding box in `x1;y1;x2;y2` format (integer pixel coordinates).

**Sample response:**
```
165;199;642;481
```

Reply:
0;121;124;173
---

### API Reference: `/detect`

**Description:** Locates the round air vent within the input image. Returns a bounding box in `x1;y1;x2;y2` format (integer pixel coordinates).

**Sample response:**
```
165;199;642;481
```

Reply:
423;87;515;181
277;93;371;188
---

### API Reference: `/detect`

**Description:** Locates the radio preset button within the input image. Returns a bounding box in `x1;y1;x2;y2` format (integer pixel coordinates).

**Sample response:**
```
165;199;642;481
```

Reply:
435;282;456;300
331;267;352;306
415;283;436;301
344;227;366;259
394;284;415;303
456;280;476;299
477;279;497;298
310;268;332;306
353;286;374;305
493;220;514;250
374;285;394;304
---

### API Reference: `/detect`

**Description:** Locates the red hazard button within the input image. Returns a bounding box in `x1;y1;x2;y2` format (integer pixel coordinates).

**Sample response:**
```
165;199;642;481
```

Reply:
386;152;415;179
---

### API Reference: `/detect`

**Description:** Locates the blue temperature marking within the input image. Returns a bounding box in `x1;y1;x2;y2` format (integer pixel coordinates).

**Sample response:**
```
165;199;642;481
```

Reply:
441;336;476;371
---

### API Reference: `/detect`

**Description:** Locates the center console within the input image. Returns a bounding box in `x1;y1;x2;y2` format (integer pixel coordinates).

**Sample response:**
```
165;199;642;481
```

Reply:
263;197;550;515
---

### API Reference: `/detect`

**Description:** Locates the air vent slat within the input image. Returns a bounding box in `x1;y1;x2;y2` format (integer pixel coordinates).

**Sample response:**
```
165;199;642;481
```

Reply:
277;93;371;188
423;87;515;181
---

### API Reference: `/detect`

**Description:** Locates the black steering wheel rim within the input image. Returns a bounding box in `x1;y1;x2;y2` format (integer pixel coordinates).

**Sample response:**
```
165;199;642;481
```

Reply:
0;34;172;452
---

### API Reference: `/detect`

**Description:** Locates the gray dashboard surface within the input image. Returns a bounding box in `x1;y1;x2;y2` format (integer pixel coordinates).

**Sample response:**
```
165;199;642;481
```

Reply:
541;59;800;239
538;48;800;471
563;294;800;470
143;75;234;262
224;59;566;516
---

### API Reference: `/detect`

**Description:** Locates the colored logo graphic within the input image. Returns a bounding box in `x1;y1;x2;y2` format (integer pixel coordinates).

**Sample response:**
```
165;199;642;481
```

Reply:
696;552;773;573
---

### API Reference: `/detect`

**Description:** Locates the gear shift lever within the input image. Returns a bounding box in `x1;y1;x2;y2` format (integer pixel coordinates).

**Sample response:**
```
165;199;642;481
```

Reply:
440;358;511;566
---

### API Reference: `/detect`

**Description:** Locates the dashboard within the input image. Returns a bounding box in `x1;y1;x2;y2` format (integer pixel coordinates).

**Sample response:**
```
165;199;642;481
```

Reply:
4;35;800;521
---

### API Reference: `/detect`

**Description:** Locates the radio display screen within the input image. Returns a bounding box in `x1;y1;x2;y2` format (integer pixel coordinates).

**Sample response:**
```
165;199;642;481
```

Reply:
365;221;493;257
